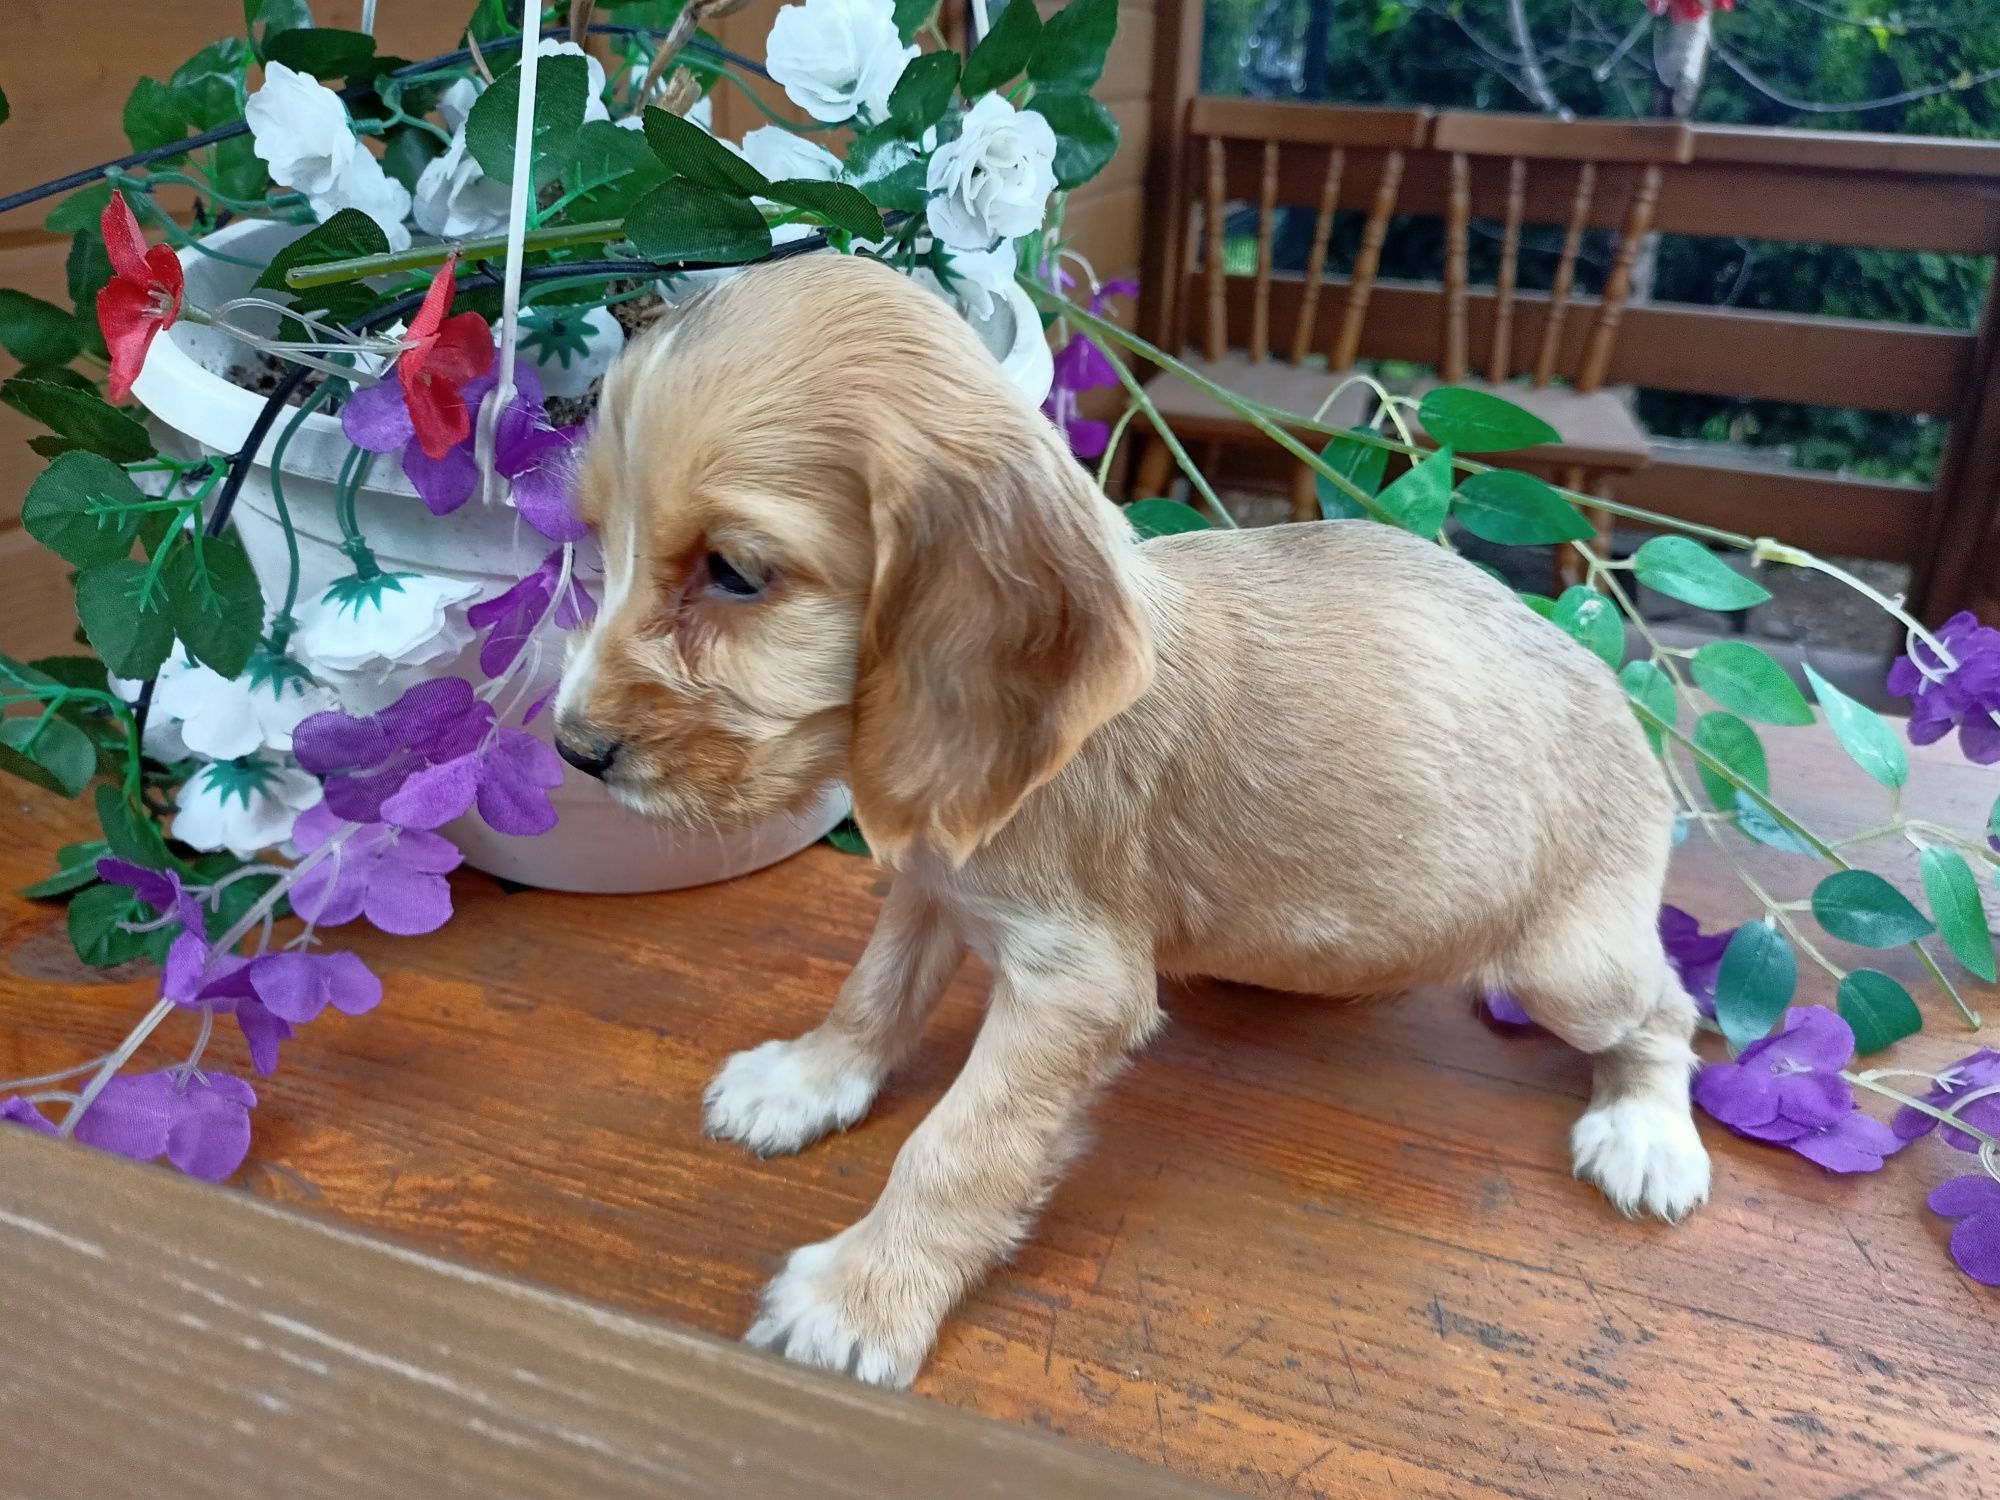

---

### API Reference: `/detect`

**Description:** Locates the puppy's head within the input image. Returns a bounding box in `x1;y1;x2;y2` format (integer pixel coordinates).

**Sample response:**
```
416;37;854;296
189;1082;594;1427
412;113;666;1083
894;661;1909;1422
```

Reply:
554;255;1154;864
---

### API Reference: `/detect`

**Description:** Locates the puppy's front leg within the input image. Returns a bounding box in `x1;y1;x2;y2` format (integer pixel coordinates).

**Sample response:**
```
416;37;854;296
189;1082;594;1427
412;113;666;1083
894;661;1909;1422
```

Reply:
703;877;963;1157
747;924;1160;1387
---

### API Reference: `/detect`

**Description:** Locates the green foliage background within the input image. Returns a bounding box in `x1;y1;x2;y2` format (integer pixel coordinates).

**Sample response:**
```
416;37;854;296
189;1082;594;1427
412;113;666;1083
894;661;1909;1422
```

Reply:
1197;0;2000;484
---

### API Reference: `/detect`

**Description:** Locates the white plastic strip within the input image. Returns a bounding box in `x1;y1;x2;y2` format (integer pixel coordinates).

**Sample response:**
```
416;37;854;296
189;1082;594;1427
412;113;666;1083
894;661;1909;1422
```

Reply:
478;28;542;507
360;0;378;36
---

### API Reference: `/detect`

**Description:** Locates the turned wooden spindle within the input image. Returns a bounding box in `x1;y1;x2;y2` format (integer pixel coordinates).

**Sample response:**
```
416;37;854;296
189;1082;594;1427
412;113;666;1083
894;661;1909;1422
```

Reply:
1489;156;1528;384
1289;146;1346;366
1442;152;1471;386
1203;136;1228;363
1249;139;1280;364
1533;161;1597;389
1332;149;1405;372
1577;164;1663;394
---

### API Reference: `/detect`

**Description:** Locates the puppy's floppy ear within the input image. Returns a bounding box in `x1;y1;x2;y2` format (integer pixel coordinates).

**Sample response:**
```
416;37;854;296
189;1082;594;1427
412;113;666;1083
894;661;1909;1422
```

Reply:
851;425;1154;865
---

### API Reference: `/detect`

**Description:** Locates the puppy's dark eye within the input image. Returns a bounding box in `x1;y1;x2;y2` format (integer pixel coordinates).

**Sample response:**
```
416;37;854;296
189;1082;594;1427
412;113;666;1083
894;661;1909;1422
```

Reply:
705;552;761;598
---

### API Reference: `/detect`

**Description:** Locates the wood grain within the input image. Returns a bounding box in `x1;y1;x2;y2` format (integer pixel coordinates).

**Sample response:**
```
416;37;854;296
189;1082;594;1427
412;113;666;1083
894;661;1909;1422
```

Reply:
0;727;1996;1497
0;1127;1229;1499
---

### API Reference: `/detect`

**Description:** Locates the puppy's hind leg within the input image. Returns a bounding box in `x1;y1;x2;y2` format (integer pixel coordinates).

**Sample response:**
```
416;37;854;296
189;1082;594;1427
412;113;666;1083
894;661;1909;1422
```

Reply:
704;878;963;1157
1505;903;1711;1222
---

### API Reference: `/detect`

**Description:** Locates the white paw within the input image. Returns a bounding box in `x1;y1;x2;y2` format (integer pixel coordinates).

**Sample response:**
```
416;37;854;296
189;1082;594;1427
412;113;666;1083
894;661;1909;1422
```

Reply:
702;1036;880;1157
745;1233;939;1389
1572;1096;1712;1222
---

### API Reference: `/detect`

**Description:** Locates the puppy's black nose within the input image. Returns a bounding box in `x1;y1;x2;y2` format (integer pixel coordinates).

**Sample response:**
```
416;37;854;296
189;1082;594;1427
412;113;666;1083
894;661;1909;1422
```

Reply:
556;734;620;780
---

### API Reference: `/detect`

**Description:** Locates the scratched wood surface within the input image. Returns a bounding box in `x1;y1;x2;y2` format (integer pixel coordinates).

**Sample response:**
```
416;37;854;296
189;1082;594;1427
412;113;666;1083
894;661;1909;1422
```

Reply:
1;733;1997;1497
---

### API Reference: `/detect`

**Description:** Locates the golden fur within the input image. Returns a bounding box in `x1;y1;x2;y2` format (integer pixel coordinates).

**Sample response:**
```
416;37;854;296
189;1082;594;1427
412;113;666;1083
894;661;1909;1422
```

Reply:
555;255;1709;1389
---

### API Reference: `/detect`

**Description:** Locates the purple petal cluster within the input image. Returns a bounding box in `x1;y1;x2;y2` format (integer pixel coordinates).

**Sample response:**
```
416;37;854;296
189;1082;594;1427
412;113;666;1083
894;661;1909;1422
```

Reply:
1660;904;1733;1018
1692;1006;1905;1172
1885;611;2000;764
1042;279;1137;460
289;801;463;936
344;361;587;540
1929;1175;2000;1286
70;1071;257;1181
1892;1048;2000;1152
292;676;563;838
467;548;597;679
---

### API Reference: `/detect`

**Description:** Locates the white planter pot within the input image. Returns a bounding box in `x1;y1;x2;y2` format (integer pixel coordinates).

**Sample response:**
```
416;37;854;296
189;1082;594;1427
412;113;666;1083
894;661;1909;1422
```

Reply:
130;219;848;893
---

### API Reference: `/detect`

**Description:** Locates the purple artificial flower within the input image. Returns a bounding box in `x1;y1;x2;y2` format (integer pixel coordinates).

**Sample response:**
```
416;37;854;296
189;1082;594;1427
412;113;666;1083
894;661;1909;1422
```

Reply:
466;548;597;679
1929;1174;2000;1286
1693;1006;1906;1173
1885;611;2000;764
1479;990;1536;1028
248;949;383;1024
293;676;563;837
1660;904;1734;1019
1892;1048;2000;1152
97;857;206;937
344;361;587;539
1042;279;1137;461
1;1096;58;1135
70;1069;256;1181
289;801;462;936
147;937;291;1075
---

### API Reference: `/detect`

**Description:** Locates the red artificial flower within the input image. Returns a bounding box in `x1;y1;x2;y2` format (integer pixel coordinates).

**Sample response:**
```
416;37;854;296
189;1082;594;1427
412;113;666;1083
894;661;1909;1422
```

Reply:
396;252;495;461
1645;0;1734;19
96;191;185;404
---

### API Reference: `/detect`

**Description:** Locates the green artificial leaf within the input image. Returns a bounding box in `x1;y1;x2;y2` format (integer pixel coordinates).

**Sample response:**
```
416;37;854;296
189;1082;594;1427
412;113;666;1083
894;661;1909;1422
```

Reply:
1812;869;1935;949
889;51;960;138
67;881;159;967
247;0;316;52
1126;499;1212;538
0;290;85;371
1690;641;1814;726
961;0;1043;97
46;182;114;235
1714;919;1797;1051
171;39;251;132
255;208;391;321
1692;710;1767;811
1553;584;1623;669
1920;845;1995;982
27;655;108;694
1803;663;1907;791
1619;659;1676;753
1731;792;1815;855
67;230;115;315
642;105;768;196
466;54;589;186
381;124;446;193
1630;535;1771;612
1036;92;1120;190
1028;0;1119;93
21;451;146;568
826;816;873;856
209;133;272;202
96;784;171;869
0;715;96;798
123;77;191;155
1;378;153;463
1451;469;1591;546
162;531;263;680
1375;446;1453;537
1838;969;1923;1054
75;561;174;679
1315;426;1388;519
625;179;772;264
1518;592;1557;620
763;179;885;238
1416;387;1558;452
0;740;69;797
869;158;930;213
0;84;9;127
560;120;666;220
262;26;377;79
19;841;111;900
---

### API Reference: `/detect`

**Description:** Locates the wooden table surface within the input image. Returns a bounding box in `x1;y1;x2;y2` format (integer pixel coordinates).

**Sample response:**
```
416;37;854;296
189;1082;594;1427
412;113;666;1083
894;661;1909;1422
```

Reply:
2;731;1997;1498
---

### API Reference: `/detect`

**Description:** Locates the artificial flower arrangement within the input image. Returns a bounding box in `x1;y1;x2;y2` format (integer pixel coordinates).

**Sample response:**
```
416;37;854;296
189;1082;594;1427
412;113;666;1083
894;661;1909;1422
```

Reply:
0;0;1994;1291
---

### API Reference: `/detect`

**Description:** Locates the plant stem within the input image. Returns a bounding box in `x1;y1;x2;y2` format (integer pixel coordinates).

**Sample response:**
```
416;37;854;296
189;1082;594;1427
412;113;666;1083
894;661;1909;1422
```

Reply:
1845;1072;2000;1153
0;1054;115;1094
60;999;175;1137
286;218;631;288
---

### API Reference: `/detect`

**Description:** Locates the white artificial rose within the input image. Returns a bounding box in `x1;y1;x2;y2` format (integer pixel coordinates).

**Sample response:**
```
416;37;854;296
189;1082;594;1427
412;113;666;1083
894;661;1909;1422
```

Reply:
412;128;514;239
537;40;611;123
246;60;358;197
925;94;1057;250
737;125;845;183
108;664;190;761
765;0;917;124
294;573;483;675
153;662;338;762
939;239;1019;320
439;77;482;133
309;149;413;252
173;758;322;860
